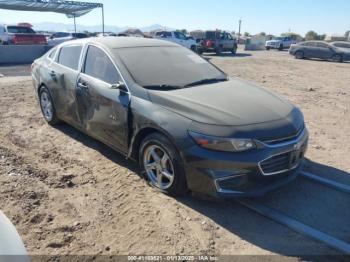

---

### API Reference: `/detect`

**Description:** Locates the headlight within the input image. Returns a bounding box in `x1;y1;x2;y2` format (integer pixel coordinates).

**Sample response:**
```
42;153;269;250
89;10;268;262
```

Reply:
189;131;256;152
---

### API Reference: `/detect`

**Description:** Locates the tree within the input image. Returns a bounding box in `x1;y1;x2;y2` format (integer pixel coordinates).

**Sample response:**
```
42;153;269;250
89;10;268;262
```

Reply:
177;29;188;35
244;32;250;37
281;32;303;41
259;32;266;36
305;31;319;41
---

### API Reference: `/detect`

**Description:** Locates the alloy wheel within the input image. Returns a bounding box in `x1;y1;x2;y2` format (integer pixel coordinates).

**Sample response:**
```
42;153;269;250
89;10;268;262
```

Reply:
40;91;54;122
143;145;175;190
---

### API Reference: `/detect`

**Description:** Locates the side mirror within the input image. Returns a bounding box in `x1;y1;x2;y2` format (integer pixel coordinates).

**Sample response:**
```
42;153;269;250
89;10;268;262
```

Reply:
110;81;128;92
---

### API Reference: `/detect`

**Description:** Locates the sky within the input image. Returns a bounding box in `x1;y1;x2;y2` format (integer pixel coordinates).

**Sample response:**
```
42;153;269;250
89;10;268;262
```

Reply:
0;0;349;36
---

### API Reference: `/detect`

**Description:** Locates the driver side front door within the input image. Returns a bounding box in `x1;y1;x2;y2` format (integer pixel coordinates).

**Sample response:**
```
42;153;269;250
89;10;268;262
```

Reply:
76;45;130;153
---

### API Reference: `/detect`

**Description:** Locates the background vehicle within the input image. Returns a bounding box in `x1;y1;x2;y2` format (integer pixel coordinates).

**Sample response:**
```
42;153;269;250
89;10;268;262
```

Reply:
48;32;88;46
289;41;350;62
155;30;199;52
0;24;47;45
0;211;28;257
331;41;350;49
199;30;238;55
32;37;307;198
266;36;297;51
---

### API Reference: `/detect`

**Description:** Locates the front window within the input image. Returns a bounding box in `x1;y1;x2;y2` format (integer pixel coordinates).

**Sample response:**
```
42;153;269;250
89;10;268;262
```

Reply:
116;46;227;89
84;46;121;84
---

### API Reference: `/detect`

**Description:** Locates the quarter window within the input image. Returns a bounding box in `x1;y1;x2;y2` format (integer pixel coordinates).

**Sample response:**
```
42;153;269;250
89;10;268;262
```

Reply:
83;46;121;84
48;48;57;59
57;45;82;70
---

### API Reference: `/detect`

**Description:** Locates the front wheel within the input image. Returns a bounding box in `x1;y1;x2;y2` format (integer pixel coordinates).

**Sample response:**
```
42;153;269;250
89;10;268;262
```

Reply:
278;44;284;51
139;133;188;196
39;86;60;125
295;51;304;59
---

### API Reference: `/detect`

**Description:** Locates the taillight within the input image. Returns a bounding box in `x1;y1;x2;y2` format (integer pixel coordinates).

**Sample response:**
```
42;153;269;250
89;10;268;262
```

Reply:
12;36;18;45
206;40;213;47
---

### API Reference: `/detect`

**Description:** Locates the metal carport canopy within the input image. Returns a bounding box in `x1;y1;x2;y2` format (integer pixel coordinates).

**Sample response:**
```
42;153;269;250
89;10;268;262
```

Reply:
0;0;105;33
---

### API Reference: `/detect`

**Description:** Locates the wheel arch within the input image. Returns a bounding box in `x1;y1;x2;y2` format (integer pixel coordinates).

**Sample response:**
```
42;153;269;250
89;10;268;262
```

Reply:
128;126;182;162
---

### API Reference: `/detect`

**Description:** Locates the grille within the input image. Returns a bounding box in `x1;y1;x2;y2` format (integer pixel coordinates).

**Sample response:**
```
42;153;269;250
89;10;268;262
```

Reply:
259;151;301;175
263;127;304;146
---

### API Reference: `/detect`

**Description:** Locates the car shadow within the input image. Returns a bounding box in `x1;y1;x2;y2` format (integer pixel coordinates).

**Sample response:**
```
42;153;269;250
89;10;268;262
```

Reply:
53;123;347;260
54;123;140;175
204;53;252;58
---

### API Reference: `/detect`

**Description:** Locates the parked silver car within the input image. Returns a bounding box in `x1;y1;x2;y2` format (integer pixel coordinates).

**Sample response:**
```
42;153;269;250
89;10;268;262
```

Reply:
331;41;350;49
289;41;350;62
48;32;88;46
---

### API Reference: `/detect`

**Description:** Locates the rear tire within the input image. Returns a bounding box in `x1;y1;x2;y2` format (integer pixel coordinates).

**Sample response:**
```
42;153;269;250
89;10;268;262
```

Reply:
278;44;284;51
332;54;343;63
266;47;270;51
295;51;304;59
39;86;60;126
139;133;188;197
216;45;223;56
190;45;197;53
231;46;237;55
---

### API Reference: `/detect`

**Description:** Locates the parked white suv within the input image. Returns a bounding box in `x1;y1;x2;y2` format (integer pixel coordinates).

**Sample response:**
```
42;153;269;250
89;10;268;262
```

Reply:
265;36;297;51
155;31;199;52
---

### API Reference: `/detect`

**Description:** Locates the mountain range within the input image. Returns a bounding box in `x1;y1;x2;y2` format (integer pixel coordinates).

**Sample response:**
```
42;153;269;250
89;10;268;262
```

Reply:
32;22;174;33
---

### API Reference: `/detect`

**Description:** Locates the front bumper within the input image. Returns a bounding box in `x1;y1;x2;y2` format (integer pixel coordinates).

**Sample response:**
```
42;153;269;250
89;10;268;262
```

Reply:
182;128;309;198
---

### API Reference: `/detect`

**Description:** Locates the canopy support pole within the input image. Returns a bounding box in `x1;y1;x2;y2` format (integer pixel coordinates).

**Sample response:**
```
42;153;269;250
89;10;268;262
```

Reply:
101;4;105;35
74;14;77;33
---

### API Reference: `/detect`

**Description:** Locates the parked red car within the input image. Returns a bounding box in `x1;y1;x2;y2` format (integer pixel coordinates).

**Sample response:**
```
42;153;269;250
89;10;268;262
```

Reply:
0;24;47;45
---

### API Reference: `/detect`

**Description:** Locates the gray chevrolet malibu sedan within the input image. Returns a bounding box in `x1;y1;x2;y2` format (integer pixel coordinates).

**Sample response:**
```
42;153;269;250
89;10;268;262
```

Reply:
32;37;309;198
289;41;350;62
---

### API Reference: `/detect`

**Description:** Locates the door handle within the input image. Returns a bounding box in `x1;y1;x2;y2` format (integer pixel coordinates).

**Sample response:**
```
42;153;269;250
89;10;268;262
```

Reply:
77;82;89;90
49;71;57;80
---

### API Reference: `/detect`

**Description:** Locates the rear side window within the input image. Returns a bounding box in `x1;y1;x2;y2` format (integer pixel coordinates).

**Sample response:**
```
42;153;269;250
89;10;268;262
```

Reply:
302;42;316;47
7;26;35;34
83;46;121;84
317;42;329;48
73;33;88;39
57;45;82;70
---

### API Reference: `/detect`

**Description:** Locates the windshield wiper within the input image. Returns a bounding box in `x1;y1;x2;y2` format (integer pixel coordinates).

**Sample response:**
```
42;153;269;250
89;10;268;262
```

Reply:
184;77;228;88
143;85;183;91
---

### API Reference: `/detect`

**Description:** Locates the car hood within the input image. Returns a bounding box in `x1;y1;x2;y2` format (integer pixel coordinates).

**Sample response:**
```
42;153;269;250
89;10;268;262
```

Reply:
148;78;294;126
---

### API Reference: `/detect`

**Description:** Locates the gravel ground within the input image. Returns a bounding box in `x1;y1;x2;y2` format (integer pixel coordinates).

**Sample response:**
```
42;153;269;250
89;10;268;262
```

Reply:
0;49;349;259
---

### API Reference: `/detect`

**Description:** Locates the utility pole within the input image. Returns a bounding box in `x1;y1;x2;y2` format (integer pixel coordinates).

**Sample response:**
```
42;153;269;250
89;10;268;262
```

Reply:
238;18;242;37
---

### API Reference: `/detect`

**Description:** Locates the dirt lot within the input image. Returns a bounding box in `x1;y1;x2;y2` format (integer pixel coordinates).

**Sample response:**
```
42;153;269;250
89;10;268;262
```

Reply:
0;49;349;258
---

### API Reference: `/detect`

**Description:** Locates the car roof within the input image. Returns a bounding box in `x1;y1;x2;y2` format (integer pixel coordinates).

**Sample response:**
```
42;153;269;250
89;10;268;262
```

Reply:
59;36;178;49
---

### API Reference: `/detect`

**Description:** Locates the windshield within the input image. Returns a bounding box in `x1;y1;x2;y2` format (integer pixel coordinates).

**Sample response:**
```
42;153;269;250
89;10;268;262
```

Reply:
116;46;227;88
7;26;35;34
